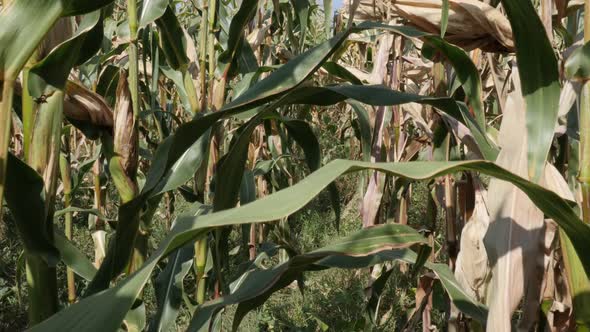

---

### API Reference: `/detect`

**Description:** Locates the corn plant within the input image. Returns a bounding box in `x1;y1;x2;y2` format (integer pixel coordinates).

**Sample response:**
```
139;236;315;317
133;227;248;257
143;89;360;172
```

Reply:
1;0;590;330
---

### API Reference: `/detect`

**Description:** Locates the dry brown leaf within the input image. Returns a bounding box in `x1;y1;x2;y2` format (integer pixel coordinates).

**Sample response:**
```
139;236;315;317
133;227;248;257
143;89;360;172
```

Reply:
360;107;388;227
538;165;575;331
341;0;391;22
184;28;200;95
91;230;107;268
360;35;394;227
543;165;574;202
247;23;270;50
439;111;484;160
346;0;363;28
485;53;509;113
559;81;579;119
369;34;394;84
555;81;579;135
402;55;432;82
341;0;514;52
484;72;545;330
402;103;433;138
555;0;568;21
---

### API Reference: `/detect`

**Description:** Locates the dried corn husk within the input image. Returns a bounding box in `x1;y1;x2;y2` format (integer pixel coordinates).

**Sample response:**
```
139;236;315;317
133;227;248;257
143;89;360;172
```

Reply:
13;79;113;134
455;183;491;302
64;80;113;129
113;70;138;180
91;230;107;268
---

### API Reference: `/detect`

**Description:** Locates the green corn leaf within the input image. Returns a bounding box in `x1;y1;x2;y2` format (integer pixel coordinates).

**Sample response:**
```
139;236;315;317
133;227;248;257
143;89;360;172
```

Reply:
322;61;363;85
139;0;168;28
240;170;257;205
61;0;115;16
0;0;113;80
83;194;146;295
283;85;497;160
75;13;105;66
149;206;210;332
319;249;488;324
155;6;189;72
423;260;488;323
149;244;194;332
29;159;590;332
71;154;99;196
142;114;225;196
5;153;59;265
283;119;320;171
500;0;561;181
53;207;114;222
151;128;211;196
421;35;485;130
283;118;341;228
365;266;395;325
88;82;497;295
28;10;103;98
218;0;259;76
159;66;192;113
214;110;274;211
560;230;590;327
292;0;310;51
186;224;428;331
222;21;486;133
349;101;372;162
441;0;449;37
237;38;259;74
54;232;97;281
0;2;63;80
96;64;121;106
220;31;350;112
348;101;372;204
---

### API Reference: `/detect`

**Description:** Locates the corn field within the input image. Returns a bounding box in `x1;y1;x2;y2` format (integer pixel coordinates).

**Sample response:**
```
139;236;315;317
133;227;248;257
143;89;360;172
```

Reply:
1;0;590;330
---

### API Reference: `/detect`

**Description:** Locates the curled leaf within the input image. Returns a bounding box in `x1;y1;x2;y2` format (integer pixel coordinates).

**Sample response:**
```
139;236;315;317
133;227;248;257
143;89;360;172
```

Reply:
342;0;514;52
64;80;113;134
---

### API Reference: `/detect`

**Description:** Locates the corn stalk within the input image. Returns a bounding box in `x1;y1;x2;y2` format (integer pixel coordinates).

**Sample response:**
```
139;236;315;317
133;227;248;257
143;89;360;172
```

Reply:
59;135;75;303
581;0;590;225
560;1;590;329
0;79;13;214
26;89;64;323
115;0;143;273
